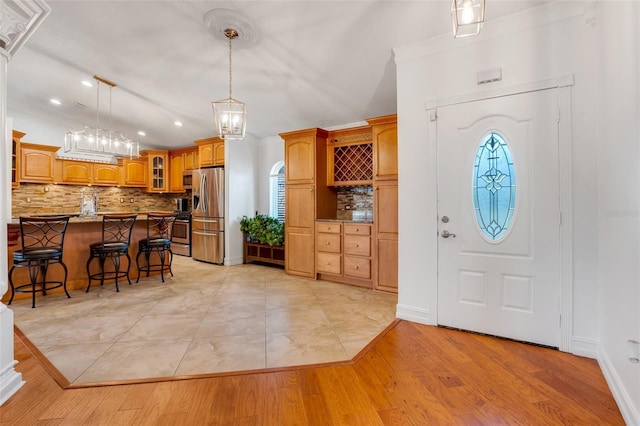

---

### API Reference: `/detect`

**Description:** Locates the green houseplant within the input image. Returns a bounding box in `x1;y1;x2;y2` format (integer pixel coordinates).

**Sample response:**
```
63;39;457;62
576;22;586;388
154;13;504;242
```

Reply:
240;214;285;247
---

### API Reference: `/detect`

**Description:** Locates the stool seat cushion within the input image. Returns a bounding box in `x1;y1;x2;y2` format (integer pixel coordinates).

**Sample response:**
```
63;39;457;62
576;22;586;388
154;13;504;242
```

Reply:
14;248;62;261
89;241;130;252
139;238;171;247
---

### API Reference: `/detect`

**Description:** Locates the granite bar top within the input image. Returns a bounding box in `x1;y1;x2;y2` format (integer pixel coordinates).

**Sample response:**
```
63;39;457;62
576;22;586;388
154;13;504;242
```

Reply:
9;211;174;225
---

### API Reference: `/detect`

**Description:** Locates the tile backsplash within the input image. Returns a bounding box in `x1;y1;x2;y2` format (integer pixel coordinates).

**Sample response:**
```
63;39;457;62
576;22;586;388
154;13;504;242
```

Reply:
12;183;178;216
336;186;373;220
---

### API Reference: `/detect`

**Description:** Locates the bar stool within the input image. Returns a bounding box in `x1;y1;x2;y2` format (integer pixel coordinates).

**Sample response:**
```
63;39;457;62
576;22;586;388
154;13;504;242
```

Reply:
86;214;137;292
136;212;176;283
8;216;71;308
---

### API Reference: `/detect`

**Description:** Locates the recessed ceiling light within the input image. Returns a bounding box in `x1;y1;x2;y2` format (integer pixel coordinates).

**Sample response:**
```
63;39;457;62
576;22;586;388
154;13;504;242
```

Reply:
81;80;93;87
138;131;146;136
174;121;183;127
49;98;61;105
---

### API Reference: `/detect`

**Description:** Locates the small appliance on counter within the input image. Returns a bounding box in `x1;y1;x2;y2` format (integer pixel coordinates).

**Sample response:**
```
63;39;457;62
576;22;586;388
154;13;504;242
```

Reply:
174;197;189;213
191;167;224;264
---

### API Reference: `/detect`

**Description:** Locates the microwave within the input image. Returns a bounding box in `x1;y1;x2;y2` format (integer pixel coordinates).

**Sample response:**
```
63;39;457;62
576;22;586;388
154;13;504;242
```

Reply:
183;171;193;189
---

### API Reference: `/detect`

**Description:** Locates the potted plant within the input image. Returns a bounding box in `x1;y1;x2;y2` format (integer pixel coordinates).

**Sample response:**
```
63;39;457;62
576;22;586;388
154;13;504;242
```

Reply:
240;214;285;265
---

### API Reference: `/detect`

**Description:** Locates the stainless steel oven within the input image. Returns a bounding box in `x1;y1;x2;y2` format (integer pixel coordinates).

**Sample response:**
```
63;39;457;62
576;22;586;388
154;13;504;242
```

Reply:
171;213;191;257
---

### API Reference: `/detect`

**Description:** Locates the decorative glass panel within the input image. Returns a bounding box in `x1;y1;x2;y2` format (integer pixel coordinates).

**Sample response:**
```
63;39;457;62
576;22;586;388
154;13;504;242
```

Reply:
473;132;516;241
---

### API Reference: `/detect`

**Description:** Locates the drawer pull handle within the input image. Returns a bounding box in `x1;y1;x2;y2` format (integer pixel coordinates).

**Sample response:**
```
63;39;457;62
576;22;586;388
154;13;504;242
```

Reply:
355;266;359;269
326;242;330;245
326;262;330;265
355;244;359;247
355;228;359;232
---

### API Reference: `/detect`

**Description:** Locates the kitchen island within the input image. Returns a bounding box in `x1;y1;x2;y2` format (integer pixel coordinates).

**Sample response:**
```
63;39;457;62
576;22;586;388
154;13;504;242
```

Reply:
4;213;169;304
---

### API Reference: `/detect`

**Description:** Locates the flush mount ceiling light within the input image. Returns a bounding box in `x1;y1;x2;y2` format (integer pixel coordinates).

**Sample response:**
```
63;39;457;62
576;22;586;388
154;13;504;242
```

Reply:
211;28;247;140
451;0;485;38
64;75;140;159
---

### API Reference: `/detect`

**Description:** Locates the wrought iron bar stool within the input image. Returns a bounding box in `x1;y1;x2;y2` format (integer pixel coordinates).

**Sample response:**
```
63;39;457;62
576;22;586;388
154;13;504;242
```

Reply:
136;212;176;283
8;215;71;308
86;214;137;292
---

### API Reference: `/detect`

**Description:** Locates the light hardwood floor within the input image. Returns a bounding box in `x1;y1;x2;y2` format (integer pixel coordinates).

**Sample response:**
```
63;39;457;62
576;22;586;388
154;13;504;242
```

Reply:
1;320;623;425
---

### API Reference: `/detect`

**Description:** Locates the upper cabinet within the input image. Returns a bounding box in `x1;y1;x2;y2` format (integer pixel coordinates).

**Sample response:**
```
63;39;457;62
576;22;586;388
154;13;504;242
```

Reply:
92;163;119;185
195;137;224;168
183;147;199;171
368;114;398;181
281;128;329;185
20;142;59;183
12;130;23;188
60;160;119;186
326;126;373;186
121;158;147;187
142;150;168;192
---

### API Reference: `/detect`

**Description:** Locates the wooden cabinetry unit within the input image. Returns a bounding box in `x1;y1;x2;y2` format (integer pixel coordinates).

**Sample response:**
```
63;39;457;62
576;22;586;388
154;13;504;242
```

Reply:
196;137;224;167
183;148;199;170
169;151;185;192
326;126;373;186
142;150;168;192
316;221;372;287
92;163;119;185
19;142;58;183
11;130;23;188
61;160;91;184
122;158;147;187
368;114;398;181
281;128;334;278
373;182;398;292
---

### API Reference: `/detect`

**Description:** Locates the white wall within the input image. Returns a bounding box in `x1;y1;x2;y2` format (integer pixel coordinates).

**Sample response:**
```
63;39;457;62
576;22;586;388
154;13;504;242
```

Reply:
256;136;284;215
596;2;640;424
394;1;638;423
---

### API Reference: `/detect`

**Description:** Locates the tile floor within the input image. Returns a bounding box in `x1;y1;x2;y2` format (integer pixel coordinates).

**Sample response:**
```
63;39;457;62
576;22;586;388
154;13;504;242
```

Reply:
10;255;397;385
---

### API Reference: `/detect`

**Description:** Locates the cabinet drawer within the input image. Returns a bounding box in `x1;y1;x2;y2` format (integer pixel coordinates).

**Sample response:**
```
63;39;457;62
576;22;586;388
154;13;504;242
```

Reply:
344;223;371;235
316;222;341;234
344;256;371;279
344;235;370;256
317;253;341;275
317;233;341;253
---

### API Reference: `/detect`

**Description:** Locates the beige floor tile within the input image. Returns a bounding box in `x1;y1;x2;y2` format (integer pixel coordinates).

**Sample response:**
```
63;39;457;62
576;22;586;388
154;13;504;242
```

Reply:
75;340;192;383
176;334;266;375
267;328;348;368
266;305;331;333
117;314;203;342
195;309;266;338
38;343;113;382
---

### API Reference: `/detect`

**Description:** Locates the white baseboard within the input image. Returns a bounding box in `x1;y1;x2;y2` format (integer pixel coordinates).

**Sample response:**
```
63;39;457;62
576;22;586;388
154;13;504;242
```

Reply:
598;346;640;426
571;336;598;359
396;304;434;325
0;361;24;406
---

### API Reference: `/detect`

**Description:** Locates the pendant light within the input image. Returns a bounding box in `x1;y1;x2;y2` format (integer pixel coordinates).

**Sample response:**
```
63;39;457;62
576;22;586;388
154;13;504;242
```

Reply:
212;28;247;140
451;0;486;38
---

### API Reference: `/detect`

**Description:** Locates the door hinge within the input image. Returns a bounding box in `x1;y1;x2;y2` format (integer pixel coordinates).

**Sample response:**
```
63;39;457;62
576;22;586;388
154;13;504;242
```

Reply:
556;104;561;123
559;314;562;328
430;110;438;122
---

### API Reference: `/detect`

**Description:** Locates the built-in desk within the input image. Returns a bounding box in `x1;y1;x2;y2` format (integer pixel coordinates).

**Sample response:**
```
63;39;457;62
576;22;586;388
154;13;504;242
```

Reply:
4;213;170;303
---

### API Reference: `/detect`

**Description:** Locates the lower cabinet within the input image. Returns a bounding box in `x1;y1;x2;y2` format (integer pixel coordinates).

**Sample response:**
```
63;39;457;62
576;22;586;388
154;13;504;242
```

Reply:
316;221;372;288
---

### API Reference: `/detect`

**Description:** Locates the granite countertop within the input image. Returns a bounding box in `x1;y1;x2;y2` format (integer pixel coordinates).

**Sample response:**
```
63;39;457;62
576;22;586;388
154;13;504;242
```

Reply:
8;211;173;225
316;218;374;224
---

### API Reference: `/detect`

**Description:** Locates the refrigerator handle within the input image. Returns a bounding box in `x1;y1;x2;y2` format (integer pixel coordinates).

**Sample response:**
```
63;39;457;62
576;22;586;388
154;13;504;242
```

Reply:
201;172;207;213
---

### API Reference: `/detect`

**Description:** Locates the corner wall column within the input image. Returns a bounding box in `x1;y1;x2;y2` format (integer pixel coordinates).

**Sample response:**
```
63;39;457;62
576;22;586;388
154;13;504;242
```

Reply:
0;0;51;406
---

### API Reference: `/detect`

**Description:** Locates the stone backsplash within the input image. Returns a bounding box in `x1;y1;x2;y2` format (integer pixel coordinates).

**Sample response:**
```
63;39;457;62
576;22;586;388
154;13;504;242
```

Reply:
336;186;373;220
12;183;180;216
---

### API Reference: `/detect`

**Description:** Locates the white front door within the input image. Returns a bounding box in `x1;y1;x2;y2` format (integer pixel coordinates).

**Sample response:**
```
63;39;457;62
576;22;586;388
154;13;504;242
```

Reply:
436;89;561;347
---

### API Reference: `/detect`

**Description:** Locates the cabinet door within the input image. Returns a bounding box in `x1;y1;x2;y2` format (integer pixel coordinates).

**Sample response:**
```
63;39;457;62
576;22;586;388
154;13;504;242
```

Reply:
148;154;168;192
62;160;91;184
123;159;147;187
371;117;398;181
12;131;23;188
284;136;315;184
184;149;198;170
374;182;398;292
199;143;214;167
20;145;56;183
213;141;225;166
169;153;185;192
285;185;315;277
93;164;119;185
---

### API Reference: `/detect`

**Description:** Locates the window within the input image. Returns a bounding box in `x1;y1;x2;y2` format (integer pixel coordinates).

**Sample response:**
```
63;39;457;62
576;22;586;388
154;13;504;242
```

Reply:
472;132;516;241
269;161;285;222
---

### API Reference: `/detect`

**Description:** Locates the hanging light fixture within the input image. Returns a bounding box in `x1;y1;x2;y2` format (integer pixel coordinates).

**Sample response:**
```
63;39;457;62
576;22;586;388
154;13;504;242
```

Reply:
451;0;486;38
64;75;140;159
212;28;247;140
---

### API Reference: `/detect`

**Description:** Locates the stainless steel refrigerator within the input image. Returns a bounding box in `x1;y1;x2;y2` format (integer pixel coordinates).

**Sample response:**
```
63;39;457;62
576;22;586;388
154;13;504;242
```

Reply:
191;167;224;264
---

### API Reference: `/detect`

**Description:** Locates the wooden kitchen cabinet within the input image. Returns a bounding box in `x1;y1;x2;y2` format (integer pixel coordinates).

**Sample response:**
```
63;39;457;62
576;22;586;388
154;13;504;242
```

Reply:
285;184;316;277
169;152;185;192
196;137;224;167
20;142;58;183
12;130;23;188
316;221;372;287
142;150;168;192
373;182;398;292
92;163;119;185
61;160;92;184
183;148;199;170
282;129;324;184
326;125;373;186
121;158;147;187
368;114;398;181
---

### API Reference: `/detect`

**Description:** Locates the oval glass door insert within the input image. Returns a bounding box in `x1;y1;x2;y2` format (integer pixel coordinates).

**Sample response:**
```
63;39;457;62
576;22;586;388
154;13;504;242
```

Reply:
472;132;516;241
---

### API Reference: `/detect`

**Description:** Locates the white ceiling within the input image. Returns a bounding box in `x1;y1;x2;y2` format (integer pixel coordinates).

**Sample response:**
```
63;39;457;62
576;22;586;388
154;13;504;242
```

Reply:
7;1;546;150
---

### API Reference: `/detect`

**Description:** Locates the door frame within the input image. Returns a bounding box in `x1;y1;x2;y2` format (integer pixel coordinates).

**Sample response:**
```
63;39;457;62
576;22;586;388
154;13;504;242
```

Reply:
426;75;575;352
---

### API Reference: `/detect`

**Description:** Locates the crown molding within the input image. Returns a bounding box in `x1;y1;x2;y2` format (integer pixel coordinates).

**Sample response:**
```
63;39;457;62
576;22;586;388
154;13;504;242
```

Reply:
0;0;51;58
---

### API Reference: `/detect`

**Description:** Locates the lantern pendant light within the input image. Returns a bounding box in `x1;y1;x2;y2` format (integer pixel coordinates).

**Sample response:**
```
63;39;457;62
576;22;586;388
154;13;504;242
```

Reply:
451;0;486;38
212;28;247;140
